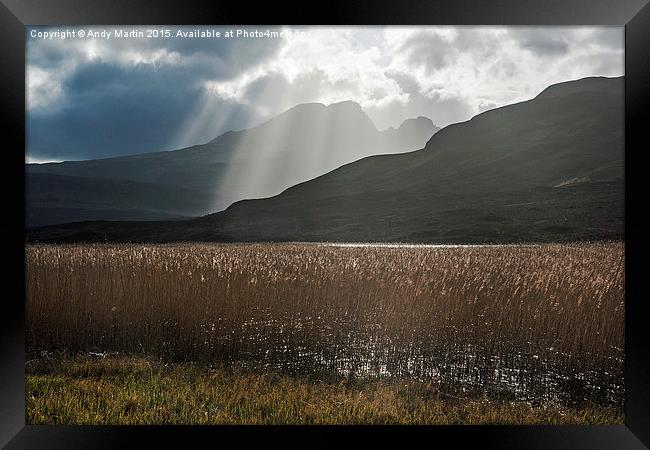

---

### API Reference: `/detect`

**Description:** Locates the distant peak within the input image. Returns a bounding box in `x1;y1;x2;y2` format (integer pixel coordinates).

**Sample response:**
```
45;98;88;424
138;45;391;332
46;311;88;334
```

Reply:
279;101;365;117
208;129;240;144
288;102;327;110
326;100;363;110
209;100;370;144
398;116;434;127
396;116;436;135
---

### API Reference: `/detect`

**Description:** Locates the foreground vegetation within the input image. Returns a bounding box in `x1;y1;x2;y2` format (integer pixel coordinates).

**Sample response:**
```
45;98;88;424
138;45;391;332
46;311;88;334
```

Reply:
25;242;624;423
26;355;623;425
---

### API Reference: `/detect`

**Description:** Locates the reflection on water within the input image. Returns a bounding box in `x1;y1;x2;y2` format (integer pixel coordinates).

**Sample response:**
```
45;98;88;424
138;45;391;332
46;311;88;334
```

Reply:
202;314;623;408
322;243;538;249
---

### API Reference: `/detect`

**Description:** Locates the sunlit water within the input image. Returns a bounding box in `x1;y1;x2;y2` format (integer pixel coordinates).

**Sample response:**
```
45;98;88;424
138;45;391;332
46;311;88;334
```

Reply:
202;315;623;408
322;243;541;248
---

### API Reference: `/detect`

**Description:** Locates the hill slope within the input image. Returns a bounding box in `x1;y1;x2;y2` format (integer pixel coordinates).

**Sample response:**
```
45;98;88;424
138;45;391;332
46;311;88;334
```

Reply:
27;76;623;244
27;102;436;226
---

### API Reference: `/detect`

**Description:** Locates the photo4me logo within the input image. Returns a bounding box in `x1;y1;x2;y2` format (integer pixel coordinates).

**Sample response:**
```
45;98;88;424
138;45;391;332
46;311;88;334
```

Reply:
29;27;309;40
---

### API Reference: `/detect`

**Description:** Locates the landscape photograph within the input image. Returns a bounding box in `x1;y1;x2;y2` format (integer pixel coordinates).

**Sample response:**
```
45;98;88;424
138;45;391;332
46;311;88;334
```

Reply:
25;25;624;424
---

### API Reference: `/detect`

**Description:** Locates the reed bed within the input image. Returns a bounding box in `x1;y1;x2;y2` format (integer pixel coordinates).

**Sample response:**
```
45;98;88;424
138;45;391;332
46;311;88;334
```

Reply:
25;242;624;408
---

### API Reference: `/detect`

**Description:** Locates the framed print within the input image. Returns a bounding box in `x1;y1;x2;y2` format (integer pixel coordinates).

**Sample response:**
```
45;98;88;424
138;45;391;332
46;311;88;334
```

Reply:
2;0;649;448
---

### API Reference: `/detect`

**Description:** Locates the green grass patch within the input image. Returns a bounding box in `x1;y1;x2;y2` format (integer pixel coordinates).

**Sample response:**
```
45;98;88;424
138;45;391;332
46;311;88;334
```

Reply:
26;355;623;425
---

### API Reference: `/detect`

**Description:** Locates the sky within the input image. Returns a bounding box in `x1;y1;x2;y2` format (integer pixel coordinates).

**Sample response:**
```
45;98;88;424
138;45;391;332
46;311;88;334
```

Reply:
26;26;624;163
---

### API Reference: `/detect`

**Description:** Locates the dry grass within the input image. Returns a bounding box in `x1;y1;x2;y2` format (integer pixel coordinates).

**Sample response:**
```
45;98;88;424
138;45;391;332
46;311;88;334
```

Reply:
26;355;623;425
26;242;624;411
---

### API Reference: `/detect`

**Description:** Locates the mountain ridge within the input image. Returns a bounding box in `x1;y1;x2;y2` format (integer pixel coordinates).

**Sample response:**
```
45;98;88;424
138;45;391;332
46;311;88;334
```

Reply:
27;76;623;244
27;101;437;226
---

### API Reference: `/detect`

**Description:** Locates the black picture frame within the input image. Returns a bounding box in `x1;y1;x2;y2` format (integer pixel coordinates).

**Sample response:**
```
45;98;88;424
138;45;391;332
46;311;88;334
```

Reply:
2;0;649;448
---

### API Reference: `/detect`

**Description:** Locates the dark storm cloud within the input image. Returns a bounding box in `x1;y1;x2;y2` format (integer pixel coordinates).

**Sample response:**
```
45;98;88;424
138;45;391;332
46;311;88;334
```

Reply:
162;32;282;79
28;26;282;79
28;63;205;160
27;27;285;161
